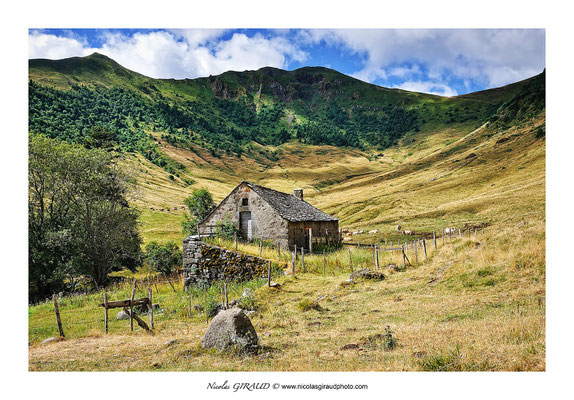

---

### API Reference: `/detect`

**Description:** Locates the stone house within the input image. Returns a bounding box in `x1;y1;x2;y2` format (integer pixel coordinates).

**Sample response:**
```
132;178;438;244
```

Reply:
199;181;339;250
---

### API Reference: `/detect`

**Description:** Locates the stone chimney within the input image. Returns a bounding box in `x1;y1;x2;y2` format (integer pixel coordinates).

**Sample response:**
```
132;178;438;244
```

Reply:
293;189;303;201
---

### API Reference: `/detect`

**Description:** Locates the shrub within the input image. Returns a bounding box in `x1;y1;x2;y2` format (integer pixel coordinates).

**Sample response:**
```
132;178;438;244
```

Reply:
145;241;182;275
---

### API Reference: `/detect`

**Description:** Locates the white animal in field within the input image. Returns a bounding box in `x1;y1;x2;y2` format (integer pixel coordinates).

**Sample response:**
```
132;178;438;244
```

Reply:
396;224;402;232
357;230;364;234
444;227;456;234
402;230;412;235
368;229;379;234
342;236;353;242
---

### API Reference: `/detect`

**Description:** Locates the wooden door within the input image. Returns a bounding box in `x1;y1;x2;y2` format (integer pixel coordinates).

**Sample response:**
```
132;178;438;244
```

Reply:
239;211;252;240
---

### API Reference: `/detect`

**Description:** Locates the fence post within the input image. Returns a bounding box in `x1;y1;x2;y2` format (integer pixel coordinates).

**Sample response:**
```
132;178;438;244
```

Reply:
442;228;445;245
259;239;263;257
104;292;109;334
323;249;326;275
301;247;305;271
405;240;408;251
433;231;437;249
268;261;272;287
375;246;379;270
204;283;209;324
52;294;65;338
277;242;281;258
348;248;353;272
402;246;406;268
458;228;461;238
474;228;477;239
234;232;238;250
147;287;154;329
414;240;418;263
224;281;229;309
357;240;360;249
187;286;192;317
423;239;427;260
292;251;296;276
129;279;137;332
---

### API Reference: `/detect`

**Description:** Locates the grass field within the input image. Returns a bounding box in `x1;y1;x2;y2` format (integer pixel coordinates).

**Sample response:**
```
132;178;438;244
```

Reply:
28;107;545;371
28;221;544;371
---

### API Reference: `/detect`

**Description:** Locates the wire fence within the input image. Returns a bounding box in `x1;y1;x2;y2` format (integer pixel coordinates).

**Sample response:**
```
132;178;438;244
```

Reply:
30;224;488;342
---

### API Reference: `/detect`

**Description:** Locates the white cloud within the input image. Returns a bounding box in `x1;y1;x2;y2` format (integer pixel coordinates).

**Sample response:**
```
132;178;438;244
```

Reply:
395;81;458;97
29;30;309;80
29;30;94;59
301;29;545;88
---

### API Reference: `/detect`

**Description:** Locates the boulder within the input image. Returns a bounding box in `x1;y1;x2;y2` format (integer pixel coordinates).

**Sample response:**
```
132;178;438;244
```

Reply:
201;308;258;351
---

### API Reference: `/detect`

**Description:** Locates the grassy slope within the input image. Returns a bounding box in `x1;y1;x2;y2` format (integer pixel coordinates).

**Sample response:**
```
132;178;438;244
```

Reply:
130;110;544;246
28;55;545;371
28;109;546;371
29;220;544;371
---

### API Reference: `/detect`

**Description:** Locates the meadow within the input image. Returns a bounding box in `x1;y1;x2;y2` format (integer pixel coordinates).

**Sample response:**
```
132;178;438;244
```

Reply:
28;99;545;371
29;221;544;371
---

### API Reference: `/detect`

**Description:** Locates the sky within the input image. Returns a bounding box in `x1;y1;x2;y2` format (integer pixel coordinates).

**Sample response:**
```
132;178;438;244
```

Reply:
28;28;545;97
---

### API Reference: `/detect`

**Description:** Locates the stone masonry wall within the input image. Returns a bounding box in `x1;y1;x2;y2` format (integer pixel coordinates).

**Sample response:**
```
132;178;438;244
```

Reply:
183;236;270;288
200;183;289;248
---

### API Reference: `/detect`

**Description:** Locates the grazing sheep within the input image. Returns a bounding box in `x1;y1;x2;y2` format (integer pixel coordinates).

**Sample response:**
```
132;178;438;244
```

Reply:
342;236;353;242
368;229;379;234
444;227;456;234
396;224;402;232
402;230;412;235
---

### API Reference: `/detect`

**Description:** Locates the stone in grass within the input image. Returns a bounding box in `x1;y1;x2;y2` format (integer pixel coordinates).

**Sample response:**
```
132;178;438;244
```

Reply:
41;336;64;345
117;310;130;320
201;308;258;352
340;343;361;350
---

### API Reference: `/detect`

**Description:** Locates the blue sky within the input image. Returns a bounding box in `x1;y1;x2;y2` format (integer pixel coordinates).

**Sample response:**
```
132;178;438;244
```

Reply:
29;28;545;97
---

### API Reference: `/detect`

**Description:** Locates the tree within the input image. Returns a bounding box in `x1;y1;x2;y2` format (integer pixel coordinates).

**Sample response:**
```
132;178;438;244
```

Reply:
29;134;142;301
83;125;117;150
182;188;215;235
145;242;182;276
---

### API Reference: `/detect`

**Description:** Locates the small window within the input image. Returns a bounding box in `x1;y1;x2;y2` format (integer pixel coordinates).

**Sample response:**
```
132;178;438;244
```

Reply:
242;198;249;206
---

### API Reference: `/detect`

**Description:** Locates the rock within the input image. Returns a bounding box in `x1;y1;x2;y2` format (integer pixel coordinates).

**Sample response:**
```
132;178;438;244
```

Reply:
117;310;130;320
164;339;179;347
340;279;355;287
351;268;385;281
201;308;258;351
340;343;360;350
41;336;63;345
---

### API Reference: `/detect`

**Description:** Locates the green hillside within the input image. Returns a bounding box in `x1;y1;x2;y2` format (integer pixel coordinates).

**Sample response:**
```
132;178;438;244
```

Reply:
28;54;546;372
29;53;539;172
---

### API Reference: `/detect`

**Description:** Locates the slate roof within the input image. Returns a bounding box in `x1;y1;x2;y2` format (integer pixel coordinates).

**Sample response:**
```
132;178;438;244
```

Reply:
244;181;338;222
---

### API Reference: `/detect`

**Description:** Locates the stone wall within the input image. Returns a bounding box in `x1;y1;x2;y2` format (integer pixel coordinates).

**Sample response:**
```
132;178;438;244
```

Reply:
183;236;271;288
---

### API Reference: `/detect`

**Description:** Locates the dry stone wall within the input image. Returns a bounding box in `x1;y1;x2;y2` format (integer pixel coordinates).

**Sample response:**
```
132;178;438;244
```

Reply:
183;236;270;288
